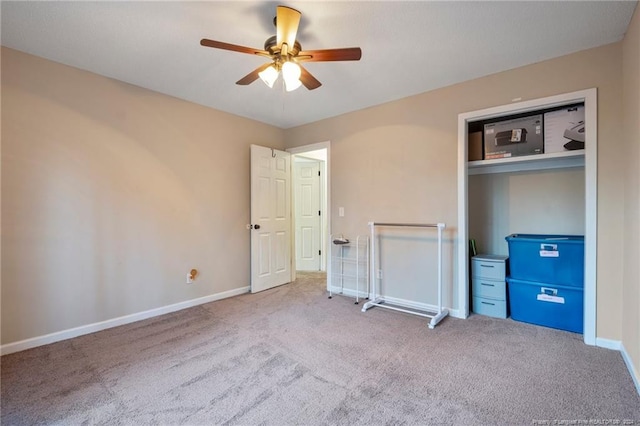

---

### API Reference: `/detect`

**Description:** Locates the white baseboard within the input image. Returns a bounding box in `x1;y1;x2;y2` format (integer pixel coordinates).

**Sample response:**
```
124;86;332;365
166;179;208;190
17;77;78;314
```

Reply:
595;337;640;396
595;337;622;350
448;308;465;319
0;286;250;356
620;342;640;396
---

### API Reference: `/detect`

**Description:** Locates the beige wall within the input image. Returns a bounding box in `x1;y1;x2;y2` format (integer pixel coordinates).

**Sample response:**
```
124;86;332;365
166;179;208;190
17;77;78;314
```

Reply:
1;47;284;344
0;28;636;362
622;5;640;383
285;43;625;340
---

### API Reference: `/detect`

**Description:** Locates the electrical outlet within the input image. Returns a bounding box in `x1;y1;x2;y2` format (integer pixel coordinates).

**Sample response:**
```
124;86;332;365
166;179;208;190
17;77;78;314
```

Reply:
186;268;197;284
377;269;383;279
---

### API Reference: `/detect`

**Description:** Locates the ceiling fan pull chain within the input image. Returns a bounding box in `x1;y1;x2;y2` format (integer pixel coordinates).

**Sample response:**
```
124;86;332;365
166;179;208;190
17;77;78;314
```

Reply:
281;80;286;123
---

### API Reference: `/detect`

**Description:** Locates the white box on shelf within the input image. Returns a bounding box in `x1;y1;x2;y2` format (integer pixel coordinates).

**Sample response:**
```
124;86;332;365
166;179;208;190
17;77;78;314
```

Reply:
544;105;585;153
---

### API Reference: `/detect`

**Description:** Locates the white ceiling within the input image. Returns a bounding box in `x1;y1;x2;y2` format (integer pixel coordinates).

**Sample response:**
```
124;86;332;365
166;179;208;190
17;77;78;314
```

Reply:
1;1;637;129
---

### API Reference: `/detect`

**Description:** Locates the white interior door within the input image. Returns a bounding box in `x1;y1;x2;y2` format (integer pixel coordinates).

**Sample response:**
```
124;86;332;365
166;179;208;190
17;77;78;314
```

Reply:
250;145;292;293
294;159;321;271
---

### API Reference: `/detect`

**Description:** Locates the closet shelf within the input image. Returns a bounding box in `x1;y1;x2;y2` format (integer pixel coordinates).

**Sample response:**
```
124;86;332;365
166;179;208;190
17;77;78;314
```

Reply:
468;150;584;175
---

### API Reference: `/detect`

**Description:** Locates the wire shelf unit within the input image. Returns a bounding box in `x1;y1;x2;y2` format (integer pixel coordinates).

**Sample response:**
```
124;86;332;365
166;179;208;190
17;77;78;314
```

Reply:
329;235;369;304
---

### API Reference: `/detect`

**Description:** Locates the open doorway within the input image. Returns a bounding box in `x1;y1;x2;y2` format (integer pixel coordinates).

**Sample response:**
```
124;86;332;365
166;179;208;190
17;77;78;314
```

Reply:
287;142;330;287
293;156;323;271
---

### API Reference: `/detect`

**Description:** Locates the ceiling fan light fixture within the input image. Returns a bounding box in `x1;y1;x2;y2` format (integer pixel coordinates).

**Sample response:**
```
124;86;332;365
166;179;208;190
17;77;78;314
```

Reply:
282;61;302;91
200;5;361;91
284;77;302;92
282;61;301;80
259;65;278;88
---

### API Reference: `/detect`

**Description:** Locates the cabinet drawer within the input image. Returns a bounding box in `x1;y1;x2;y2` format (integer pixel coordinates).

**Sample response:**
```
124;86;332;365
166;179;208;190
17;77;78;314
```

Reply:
472;276;506;300
473;296;507;319
472;259;506;280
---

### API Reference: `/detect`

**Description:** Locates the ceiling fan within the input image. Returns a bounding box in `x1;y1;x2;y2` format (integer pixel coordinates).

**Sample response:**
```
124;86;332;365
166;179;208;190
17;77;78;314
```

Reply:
200;5;362;91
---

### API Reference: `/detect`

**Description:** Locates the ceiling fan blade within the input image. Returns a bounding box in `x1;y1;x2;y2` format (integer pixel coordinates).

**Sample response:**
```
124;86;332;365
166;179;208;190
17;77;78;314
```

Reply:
297;47;362;62
200;39;269;57
299;65;322;90
236;63;273;86
276;6;301;50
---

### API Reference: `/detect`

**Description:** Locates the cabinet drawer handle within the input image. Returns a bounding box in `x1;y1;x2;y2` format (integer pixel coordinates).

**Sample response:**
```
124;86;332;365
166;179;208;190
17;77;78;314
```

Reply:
480;283;495;287
480;264;495;268
481;301;495;306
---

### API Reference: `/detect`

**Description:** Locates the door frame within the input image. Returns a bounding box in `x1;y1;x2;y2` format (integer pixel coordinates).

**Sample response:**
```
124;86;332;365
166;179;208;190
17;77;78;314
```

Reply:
287;141;331;288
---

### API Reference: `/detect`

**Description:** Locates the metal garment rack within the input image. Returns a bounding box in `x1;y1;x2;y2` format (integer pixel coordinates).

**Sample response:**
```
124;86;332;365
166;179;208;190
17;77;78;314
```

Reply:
361;222;449;329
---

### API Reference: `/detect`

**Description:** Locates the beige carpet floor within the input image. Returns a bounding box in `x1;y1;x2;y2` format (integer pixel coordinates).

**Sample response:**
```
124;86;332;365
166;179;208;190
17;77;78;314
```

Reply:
1;271;639;425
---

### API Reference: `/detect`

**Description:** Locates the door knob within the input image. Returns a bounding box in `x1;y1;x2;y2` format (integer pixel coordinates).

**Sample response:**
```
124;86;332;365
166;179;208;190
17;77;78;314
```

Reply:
254;224;261;230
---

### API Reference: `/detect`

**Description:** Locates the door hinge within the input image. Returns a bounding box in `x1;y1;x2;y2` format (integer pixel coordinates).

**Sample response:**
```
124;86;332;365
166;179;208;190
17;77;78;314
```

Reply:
318;171;321;176
319;250;321;256
318;210;321;216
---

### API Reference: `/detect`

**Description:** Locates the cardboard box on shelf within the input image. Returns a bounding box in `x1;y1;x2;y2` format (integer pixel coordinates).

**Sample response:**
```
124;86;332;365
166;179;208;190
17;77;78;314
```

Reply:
484;114;543;159
468;132;483;161
544;105;585;153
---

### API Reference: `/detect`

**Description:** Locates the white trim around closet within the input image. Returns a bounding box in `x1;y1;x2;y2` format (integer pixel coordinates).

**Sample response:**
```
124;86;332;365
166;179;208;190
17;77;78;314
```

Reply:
456;88;597;346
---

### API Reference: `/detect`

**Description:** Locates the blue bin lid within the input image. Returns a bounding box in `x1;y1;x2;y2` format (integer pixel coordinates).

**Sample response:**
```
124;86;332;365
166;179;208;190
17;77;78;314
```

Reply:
505;234;584;244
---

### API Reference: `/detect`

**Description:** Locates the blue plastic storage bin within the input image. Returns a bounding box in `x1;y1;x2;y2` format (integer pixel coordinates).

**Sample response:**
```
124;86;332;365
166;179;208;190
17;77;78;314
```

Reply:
507;277;583;333
505;234;584;288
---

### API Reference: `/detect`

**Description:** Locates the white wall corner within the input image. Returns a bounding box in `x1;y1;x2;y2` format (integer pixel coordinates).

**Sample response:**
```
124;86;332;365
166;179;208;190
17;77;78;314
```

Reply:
595;337;622;350
596;338;640;395
620;342;640;396
0;286;250;356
